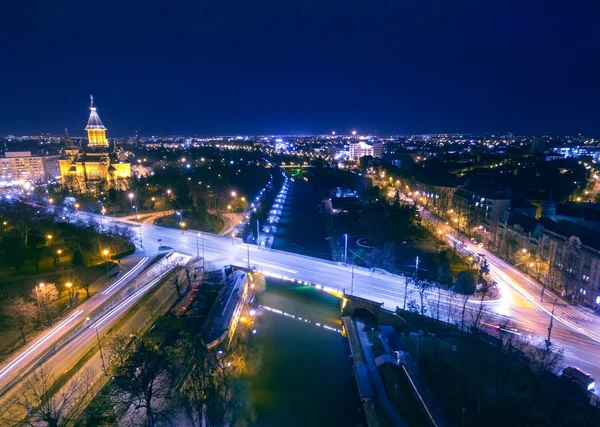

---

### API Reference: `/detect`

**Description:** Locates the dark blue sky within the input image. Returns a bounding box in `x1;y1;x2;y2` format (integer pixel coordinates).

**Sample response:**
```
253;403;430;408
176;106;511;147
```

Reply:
2;1;600;136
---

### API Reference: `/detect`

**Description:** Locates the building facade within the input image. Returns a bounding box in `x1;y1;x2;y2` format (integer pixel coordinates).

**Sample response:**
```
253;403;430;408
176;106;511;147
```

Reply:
497;211;600;309
349;141;383;161
59;96;131;190
0;151;60;186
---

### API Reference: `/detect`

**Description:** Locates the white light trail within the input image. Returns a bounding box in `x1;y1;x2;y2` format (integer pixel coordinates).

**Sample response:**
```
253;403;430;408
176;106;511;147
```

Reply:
0;310;84;380
101;257;148;295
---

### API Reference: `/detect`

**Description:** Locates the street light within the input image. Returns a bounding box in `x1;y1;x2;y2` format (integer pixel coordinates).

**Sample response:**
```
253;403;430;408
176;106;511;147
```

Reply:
35;283;45;326
102;249;109;263
181;221;186;234
128;193;134;213
46;234;53;245
197;232;205;270
136;214;143;246
66;282;73;301
231;191;237;197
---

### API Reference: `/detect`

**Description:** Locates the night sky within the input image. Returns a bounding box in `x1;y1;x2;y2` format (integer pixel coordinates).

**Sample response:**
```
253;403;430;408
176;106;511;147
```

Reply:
2;1;600;136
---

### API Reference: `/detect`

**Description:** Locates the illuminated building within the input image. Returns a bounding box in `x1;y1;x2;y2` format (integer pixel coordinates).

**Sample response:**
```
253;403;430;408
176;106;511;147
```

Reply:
59;96;131;189
348;141;383;161
0;151;60;187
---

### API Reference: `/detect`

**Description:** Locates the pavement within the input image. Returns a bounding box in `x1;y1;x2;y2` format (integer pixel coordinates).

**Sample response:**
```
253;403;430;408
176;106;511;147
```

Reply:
356;321;407;427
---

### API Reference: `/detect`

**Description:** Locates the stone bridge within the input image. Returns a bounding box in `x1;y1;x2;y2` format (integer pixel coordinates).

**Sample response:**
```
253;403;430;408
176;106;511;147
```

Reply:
341;292;406;328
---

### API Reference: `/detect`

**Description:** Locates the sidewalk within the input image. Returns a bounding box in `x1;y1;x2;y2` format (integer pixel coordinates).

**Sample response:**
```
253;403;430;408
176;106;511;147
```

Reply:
380;326;451;427
356;322;407;427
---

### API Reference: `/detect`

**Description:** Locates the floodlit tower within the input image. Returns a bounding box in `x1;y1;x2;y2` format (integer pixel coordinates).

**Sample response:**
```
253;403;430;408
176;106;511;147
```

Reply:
86;95;108;147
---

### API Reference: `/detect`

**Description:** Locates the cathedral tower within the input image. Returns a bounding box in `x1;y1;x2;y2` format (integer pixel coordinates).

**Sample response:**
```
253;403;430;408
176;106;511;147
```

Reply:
86;95;108;147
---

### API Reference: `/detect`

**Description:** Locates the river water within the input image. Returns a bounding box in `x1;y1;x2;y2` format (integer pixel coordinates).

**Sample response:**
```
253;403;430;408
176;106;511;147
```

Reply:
249;178;363;426
250;279;363;427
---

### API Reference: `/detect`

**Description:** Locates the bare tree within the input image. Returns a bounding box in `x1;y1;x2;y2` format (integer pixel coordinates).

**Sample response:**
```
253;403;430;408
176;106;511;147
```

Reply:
472;280;493;330
112;340;177;426
415;279;431;316
31;283;59;326
15;366;95;427
106;331;137;371
494;325;529;406
5;297;37;344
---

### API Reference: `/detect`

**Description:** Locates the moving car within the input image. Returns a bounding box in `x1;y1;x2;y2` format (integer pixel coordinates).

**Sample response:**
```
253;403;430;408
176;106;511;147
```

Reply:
562;366;595;392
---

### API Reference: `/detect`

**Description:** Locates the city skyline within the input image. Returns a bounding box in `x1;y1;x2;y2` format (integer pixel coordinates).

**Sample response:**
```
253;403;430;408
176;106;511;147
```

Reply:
2;2;600;136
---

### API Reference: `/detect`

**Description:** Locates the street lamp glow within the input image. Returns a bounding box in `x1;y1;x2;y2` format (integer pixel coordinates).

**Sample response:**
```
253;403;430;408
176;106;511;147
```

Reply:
57;249;62;255
66;282;72;288
128;193;134;200
352;130;357;136
167;189;172;195
521;248;528;253
231;191;237;197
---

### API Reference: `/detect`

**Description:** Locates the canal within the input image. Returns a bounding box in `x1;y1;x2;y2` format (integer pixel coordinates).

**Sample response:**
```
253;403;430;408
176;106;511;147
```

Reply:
250;175;362;426
271;178;332;260
250;278;363;426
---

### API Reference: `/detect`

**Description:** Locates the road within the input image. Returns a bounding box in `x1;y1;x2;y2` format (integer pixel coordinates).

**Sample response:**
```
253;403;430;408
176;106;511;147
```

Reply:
0;252;189;421
0;255;152;397
130;215;600;386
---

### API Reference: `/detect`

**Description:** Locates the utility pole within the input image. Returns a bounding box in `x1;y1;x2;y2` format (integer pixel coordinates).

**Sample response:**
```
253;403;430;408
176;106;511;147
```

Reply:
34;285;44;327
351;256;355;294
403;256;419;310
344;233;348;265
256;220;260;247
95;326;107;375
546;298;558;348
137;216;143;247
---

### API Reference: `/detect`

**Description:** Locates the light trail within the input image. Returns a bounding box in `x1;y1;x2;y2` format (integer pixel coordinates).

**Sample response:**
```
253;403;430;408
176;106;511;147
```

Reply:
0;310;84;380
243;258;298;274
445;233;600;344
101;257;148;295
92;266;175;329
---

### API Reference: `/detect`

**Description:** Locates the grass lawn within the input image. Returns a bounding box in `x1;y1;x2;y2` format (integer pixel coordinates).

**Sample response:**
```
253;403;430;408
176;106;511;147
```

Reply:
156;211;224;234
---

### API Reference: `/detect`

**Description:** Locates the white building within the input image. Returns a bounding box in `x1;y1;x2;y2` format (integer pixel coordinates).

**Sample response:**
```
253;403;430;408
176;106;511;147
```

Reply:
349;141;383;161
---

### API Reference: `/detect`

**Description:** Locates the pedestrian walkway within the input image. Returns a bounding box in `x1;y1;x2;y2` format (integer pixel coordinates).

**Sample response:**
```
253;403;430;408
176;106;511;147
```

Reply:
380;326;452;427
356;322;407;427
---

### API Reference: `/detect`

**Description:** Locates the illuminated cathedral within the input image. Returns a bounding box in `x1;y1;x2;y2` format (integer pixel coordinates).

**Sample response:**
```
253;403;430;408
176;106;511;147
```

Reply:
59;96;131;190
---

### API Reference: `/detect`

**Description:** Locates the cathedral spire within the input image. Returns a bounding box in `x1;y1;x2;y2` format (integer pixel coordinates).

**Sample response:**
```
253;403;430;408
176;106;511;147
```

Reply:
85;95;108;147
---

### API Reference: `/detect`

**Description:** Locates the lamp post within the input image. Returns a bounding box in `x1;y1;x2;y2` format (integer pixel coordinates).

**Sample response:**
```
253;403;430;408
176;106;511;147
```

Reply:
181;221;186;234
351;256;355;294
128;193;134;213
66;282;73;302
197;232;206;270
103;249;109;263
56;249;62;268
136;215;143;247
94;326;107;375
35;283;45;326
546;298;558;348
256;220;260;247
344;233;348;266
46;234;53;245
